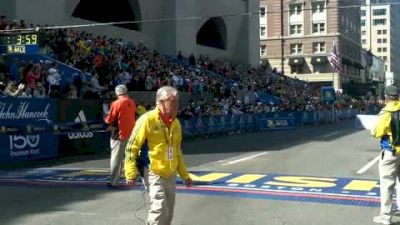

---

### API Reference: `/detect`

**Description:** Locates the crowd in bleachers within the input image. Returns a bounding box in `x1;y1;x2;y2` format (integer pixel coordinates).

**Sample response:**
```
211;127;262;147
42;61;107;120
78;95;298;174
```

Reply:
0;15;384;116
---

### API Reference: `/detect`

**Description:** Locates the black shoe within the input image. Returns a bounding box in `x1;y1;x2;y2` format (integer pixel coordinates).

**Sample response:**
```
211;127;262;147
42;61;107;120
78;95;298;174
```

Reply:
107;182;118;188
107;183;129;190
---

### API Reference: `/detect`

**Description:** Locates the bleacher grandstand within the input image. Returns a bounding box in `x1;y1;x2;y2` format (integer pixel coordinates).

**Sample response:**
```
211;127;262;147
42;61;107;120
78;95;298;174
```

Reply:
0;11;383;165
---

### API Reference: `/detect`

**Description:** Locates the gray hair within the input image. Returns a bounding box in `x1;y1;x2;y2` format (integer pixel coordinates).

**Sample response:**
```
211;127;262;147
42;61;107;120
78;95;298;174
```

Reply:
115;84;128;96
156;86;178;104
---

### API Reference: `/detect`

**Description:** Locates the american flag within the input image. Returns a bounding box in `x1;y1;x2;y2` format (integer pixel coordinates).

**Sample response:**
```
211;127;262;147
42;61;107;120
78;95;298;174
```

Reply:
330;42;340;73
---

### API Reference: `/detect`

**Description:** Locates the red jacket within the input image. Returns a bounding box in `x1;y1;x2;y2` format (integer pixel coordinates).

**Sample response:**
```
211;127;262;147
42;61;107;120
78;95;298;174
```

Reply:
104;95;136;140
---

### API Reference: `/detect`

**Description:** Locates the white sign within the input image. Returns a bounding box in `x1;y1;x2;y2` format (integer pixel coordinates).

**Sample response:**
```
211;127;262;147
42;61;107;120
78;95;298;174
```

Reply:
9;135;41;157
0;102;50;120
9;135;40;150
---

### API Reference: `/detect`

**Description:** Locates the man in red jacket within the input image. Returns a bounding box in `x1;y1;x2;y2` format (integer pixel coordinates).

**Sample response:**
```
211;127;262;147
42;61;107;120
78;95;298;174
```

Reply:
104;84;136;187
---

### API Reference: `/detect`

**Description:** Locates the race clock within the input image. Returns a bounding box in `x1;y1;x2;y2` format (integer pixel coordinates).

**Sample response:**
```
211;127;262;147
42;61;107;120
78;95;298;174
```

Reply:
0;33;39;54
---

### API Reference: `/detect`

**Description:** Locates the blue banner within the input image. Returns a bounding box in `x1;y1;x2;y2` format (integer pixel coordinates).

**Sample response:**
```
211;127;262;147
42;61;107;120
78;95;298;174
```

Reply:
0;133;58;164
0;98;57;127
321;86;335;104
258;117;296;131
58;131;108;156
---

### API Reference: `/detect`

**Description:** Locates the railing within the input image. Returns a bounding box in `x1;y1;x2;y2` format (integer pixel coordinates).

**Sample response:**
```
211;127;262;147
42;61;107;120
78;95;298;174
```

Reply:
0;97;359;165
181;109;359;139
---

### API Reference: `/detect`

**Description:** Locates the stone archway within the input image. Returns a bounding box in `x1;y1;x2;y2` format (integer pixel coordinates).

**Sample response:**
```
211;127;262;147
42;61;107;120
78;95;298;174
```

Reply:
196;17;227;50
72;0;142;31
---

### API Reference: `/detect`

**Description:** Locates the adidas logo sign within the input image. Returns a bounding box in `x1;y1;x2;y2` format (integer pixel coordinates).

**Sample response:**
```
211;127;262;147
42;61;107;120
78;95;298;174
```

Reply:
74;110;87;123
68;110;94;140
68;132;93;139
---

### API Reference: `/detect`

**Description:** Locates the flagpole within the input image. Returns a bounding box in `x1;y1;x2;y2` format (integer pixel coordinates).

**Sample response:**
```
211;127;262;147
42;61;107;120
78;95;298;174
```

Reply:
331;71;335;124
330;40;338;124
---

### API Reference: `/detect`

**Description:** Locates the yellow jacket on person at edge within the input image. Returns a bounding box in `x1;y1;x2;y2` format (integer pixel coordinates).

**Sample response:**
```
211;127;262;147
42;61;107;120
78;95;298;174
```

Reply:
124;107;190;180
371;100;400;153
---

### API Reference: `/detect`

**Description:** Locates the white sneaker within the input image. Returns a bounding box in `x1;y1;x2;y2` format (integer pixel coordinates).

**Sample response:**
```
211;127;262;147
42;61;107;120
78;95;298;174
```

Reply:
373;214;391;225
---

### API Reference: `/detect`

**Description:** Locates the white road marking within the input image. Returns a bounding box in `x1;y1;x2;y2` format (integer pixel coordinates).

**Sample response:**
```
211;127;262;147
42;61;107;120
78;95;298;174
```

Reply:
356;155;380;174
222;152;268;165
322;131;339;138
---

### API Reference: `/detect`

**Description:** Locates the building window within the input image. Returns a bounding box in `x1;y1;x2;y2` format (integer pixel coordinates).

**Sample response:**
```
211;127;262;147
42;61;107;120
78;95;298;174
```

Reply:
313;42;326;53
383;29;387;34
378;47;382;52
377;39;382;43
291;66;303;74
290;43;303;54
289;4;302;15
362;39;367;45
361;10;366;17
361;20;366;26
260;26;266;37
373;9;386;16
373;19;386;25
312;2;325;13
377;30;382;34
260;7;266;18
362;30;366;35
260;45;266;56
383;56;387;61
312;23;325;34
383;38;387;43
385;65;388;71
290;24;302;35
383;47;387;52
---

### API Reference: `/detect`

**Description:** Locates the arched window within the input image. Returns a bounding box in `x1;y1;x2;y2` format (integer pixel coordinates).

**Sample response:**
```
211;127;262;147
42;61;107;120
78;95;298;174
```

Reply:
72;0;142;31
196;17;227;50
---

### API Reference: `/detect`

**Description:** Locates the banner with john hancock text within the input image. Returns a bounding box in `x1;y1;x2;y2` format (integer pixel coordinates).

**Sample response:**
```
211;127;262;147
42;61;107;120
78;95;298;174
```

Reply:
0;98;57;127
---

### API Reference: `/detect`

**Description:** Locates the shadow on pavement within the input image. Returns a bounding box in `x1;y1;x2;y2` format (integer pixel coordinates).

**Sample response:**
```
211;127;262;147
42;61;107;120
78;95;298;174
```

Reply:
0;119;366;225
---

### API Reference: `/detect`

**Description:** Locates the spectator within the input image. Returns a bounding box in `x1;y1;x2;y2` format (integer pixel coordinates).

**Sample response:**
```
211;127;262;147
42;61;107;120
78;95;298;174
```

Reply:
189;54;196;66
33;82;46;98
0;81;7;98
65;84;78;99
0;15;8;30
47;68;61;95
177;51;183;61
125;86;192;225
19;86;32;98
104;84;136;187
90;73;107;95
4;82;25;97
371;85;400;225
136;101;147;117
26;66;41;90
9;58;20;81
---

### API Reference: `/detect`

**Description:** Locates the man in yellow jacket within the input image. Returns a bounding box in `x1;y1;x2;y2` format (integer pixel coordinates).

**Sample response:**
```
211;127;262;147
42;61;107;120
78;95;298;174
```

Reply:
371;85;400;225
125;85;192;225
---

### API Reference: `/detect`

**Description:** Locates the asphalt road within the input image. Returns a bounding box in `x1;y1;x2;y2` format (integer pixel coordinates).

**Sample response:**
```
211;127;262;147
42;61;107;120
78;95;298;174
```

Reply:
1;119;398;225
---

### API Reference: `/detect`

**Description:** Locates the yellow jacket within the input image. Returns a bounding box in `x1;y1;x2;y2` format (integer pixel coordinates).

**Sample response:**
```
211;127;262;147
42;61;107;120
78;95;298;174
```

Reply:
125;107;190;180
136;105;147;117
371;100;400;153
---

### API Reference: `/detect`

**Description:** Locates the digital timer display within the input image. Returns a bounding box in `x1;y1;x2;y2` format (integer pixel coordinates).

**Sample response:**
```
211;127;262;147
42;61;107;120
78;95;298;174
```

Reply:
0;33;39;54
0;33;38;45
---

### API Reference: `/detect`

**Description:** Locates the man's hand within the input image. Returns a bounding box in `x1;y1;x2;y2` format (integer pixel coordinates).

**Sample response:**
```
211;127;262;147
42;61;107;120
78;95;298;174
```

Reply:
126;179;136;187
184;178;193;187
18;83;25;90
106;126;115;131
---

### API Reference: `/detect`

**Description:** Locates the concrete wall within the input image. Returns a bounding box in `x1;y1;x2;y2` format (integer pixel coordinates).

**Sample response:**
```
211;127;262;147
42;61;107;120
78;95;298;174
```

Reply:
174;0;259;65
0;0;260;66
